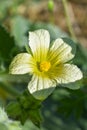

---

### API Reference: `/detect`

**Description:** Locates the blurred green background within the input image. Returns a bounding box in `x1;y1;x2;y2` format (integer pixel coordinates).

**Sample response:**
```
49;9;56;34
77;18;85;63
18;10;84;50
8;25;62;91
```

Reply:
0;0;87;130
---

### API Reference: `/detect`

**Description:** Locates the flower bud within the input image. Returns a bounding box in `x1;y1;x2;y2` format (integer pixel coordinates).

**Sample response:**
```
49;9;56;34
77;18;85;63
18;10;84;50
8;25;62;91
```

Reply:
48;0;54;12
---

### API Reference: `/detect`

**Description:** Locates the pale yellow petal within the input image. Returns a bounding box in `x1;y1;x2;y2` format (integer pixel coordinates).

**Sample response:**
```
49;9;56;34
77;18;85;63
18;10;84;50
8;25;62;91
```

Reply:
48;38;74;65
29;29;50;61
9;53;35;74
56;64;83;84
28;75;56;100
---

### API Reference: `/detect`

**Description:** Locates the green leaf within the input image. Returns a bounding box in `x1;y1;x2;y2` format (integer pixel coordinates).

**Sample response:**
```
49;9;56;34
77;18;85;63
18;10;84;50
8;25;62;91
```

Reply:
6;102;22;117
57;89;84;118
0;25;15;59
18;90;42;127
18;90;41;109
28;109;42;128
6;90;42;128
11;16;30;47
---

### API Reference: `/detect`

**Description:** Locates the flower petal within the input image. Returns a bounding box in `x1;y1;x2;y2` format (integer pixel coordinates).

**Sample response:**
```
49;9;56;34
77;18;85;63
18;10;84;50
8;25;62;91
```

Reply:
28;75;56;100
48;38;74;65
29;29;50;61
9;53;34;74
56;64;83;84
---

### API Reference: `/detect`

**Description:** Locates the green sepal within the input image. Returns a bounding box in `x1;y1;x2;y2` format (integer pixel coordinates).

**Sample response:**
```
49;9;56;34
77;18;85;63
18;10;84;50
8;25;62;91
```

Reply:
6;90;42;128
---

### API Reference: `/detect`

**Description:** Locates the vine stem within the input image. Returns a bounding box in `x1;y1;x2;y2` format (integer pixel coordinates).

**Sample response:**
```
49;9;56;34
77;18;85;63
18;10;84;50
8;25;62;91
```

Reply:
62;0;77;41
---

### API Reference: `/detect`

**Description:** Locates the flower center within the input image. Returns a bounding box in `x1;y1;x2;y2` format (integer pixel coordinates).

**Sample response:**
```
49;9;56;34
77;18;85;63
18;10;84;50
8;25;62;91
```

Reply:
40;61;51;72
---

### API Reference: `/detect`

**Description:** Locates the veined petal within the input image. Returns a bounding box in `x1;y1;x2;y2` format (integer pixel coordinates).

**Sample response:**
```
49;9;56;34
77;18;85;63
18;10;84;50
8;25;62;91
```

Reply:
28;75;56;100
48;38;74;65
29;29;50;61
56;64;83;84
9;53;34;74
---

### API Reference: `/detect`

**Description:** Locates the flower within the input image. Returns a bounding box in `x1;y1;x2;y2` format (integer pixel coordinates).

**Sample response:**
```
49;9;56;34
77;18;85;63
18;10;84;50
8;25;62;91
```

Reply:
9;29;83;100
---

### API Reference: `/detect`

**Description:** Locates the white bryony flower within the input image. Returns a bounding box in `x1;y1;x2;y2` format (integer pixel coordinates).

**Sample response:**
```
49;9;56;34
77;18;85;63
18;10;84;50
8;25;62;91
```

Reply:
9;29;83;100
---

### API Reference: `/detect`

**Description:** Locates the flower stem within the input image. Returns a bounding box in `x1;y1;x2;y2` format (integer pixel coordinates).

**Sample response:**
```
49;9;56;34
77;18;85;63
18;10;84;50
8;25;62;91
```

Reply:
62;0;77;41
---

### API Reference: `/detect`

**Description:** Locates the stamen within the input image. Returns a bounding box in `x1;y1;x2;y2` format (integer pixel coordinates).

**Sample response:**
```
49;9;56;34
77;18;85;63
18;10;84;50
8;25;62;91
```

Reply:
40;61;51;72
